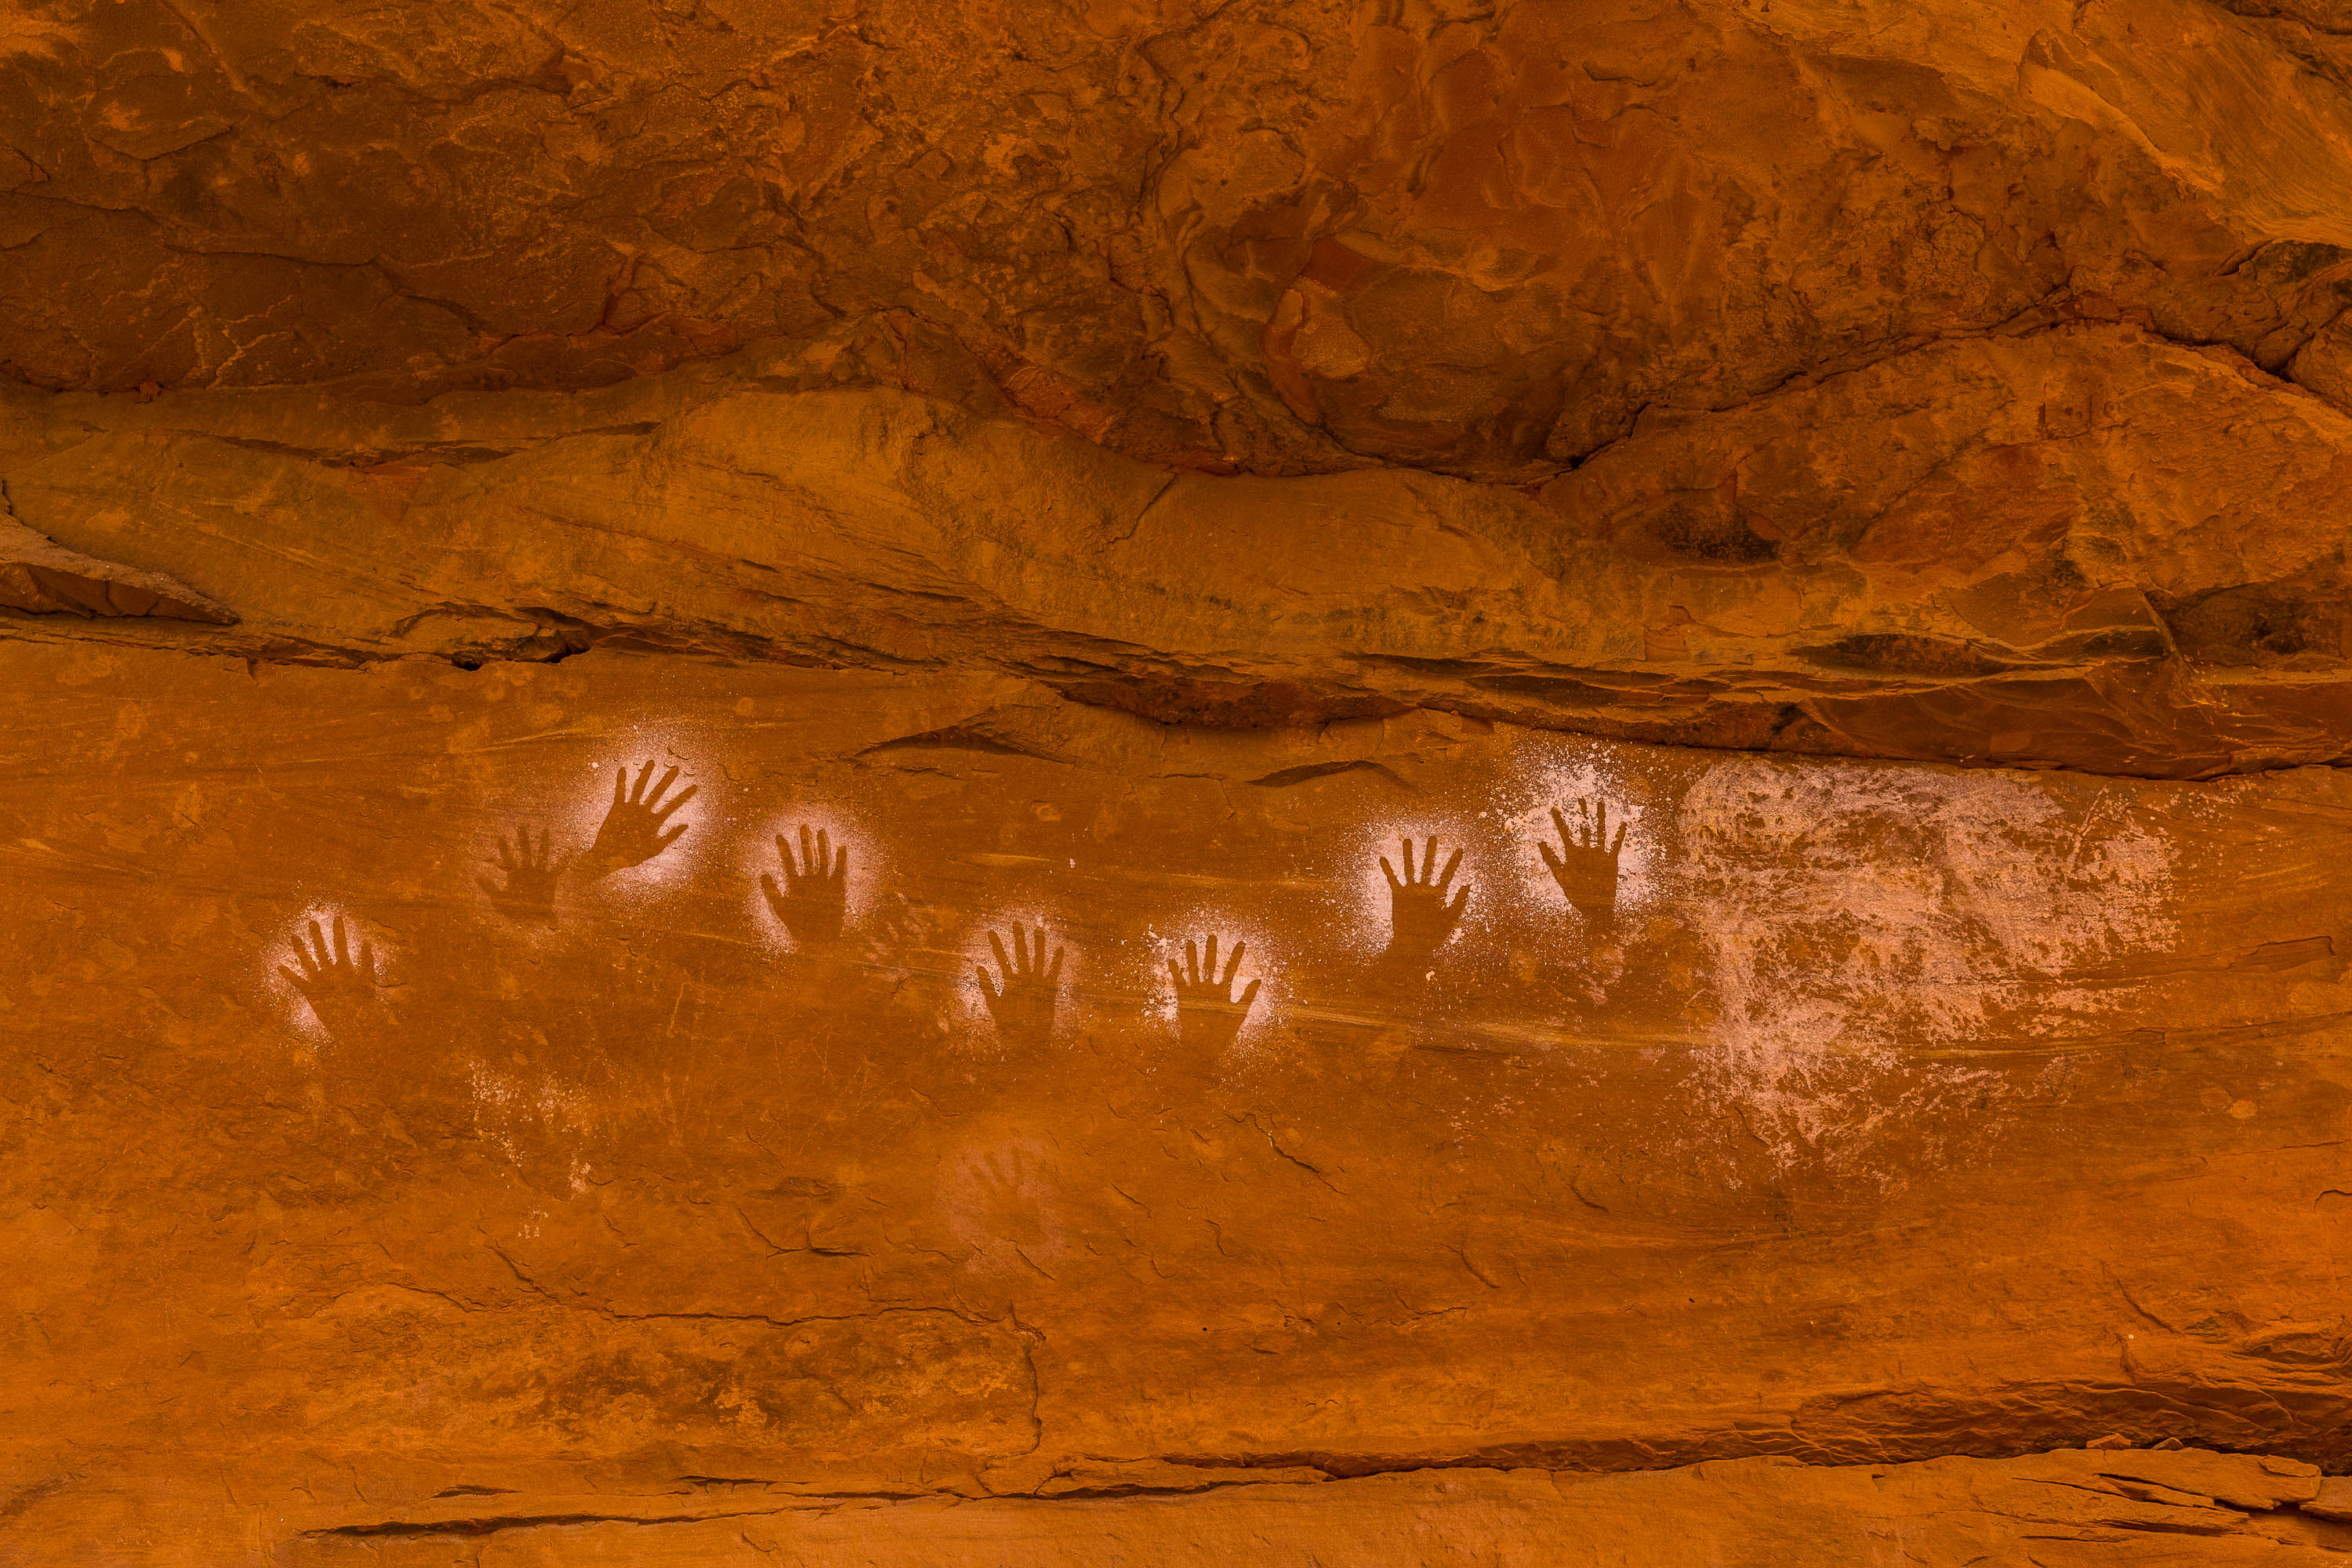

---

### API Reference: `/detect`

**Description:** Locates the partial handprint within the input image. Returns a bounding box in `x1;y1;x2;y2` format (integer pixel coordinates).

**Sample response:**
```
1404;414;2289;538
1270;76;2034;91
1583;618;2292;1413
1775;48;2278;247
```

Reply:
1541;798;1628;924
976;925;1063;1049
1169;933;1261;1052
278;914;384;1043
760;824;849;945
478;824;565;925
580;760;696;880
1381;835;1469;960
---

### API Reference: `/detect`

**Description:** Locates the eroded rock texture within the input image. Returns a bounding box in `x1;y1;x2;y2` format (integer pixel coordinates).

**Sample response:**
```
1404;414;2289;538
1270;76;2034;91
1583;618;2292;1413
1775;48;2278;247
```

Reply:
6;0;2352;1561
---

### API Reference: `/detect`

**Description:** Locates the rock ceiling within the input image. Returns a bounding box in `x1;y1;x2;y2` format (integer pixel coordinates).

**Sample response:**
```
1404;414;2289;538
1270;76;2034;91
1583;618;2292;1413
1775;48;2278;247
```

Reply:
6;0;2352;1561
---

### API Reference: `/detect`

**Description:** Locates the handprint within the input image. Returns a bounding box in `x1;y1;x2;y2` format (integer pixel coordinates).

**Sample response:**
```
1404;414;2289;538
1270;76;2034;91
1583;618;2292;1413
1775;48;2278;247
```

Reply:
1541;798;1628;924
579;760;695;880
1169;933;1261;1052
278;914;384;1043
946;1134;1068;1277
477;824;565;925
976;925;1063;1049
1381;835;1469;960
760;824;849;945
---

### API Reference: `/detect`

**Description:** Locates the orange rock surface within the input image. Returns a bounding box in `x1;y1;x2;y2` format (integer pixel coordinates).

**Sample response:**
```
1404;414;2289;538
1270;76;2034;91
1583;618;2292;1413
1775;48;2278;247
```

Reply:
5;0;2352;1561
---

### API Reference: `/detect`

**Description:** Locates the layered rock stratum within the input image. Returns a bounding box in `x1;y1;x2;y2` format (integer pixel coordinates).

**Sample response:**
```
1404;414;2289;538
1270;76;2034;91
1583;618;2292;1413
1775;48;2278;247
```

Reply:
5;0;2352;1561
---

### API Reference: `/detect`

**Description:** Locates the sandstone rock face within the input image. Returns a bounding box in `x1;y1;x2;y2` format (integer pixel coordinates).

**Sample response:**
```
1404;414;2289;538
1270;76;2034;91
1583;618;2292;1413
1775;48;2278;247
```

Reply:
5;0;2352;1563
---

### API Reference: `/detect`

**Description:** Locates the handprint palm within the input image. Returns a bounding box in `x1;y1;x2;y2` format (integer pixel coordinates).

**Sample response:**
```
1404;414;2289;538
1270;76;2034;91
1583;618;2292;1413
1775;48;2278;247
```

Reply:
278;914;383;1042
581;760;695;880
1381;836;1469;960
479;825;564;925
1170;933;1261;1052
761;825;849;945
1541;799;1627;924
977;926;1063;1049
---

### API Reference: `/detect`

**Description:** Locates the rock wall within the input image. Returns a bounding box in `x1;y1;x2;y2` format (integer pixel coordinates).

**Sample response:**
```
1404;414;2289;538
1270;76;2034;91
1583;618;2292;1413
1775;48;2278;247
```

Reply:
5;0;2352;1561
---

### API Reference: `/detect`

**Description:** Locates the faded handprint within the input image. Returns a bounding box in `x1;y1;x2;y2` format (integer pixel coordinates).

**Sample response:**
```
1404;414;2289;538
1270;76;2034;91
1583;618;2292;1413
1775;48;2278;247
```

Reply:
976;926;1062;1049
478;824;565;925
591;940;698;1050
760;825;849;945
278;914;384;1042
1381;835;1469;960
948;1134;1066;1276
1169;934;1261;1052
579;760;695;880
1541;798;1628;924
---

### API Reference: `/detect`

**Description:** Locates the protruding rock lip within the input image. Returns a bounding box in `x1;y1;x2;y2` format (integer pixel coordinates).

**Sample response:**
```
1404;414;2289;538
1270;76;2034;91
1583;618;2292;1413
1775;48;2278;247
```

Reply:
0;517;238;626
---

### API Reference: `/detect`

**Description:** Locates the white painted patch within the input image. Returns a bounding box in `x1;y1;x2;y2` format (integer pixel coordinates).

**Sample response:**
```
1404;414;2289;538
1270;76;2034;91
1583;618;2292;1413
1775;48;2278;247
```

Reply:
464;1058;596;1172
1670;760;2178;1172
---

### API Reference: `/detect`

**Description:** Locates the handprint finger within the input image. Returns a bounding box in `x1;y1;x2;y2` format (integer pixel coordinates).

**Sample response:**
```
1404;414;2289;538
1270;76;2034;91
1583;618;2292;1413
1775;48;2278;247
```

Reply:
1379;855;1402;894
1612;819;1628;854
1044;945;1064;985
1168;958;1186;993
1551;807;1572;848
1184;938;1200;986
1436;847;1463;894
1203;934;1218;982
1221;940;1244;988
655;822;688;851
988;930;1011;978
651;781;696;822
1238;977;1261;1012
